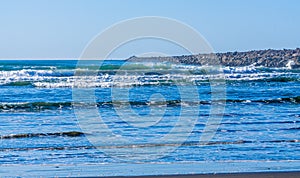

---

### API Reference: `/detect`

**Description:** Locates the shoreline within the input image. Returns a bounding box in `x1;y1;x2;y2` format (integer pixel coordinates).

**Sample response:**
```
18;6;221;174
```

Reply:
115;171;300;178
1;161;300;177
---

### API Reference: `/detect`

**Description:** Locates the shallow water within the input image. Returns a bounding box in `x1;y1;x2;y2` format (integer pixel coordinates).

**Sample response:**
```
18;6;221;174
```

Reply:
0;60;299;175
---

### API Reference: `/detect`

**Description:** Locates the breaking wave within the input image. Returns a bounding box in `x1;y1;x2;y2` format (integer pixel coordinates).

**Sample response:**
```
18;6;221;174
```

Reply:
0;62;299;88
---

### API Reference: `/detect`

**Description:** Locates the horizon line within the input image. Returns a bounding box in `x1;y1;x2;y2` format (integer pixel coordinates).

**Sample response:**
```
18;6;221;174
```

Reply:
0;47;298;60
0;58;127;60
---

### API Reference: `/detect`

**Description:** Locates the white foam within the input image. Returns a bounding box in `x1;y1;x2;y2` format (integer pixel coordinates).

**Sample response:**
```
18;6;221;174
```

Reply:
0;64;298;88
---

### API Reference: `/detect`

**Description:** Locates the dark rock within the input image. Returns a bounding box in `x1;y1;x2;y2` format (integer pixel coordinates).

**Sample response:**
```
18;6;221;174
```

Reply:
126;48;300;68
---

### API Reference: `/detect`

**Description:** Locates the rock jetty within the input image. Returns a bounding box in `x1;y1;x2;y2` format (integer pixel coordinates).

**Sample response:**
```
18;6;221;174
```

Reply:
127;48;300;68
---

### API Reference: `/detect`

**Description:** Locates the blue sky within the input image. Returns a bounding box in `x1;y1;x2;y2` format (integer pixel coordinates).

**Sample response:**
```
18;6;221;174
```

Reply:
0;0;299;58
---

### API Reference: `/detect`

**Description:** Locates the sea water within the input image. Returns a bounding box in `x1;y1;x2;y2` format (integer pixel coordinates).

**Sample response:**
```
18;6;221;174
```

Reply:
0;60;299;176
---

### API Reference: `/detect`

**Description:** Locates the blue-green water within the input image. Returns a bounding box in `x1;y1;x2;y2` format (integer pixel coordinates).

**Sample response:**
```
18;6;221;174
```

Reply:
0;60;299;175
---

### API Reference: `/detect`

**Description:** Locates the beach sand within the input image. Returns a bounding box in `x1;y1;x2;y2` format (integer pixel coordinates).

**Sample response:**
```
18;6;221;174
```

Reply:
119;172;300;178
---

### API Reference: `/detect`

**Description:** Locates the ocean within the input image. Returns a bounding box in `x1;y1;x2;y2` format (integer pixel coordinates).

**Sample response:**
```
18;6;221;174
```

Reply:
0;60;299;176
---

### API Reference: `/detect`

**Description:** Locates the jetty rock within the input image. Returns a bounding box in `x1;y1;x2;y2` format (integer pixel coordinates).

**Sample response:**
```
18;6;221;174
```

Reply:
126;48;300;68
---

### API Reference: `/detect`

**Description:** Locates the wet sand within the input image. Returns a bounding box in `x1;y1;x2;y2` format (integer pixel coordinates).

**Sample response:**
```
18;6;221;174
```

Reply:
1;161;300;177
116;171;300;178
